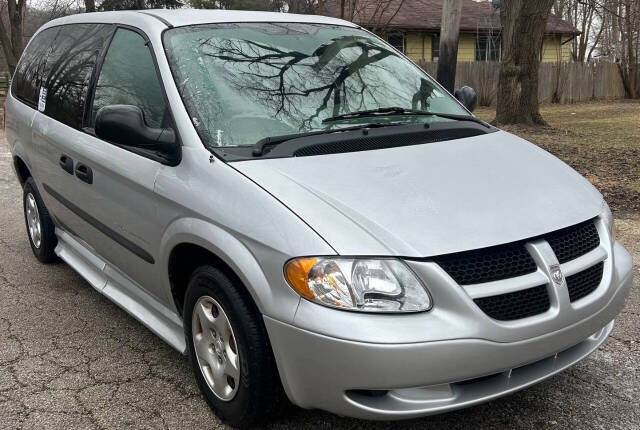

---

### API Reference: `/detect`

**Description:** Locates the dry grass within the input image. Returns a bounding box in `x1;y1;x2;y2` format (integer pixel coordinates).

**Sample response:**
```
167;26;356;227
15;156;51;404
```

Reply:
476;101;640;215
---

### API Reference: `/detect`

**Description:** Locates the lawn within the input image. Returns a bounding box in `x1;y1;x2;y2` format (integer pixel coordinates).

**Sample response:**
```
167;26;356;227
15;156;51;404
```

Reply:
475;101;640;215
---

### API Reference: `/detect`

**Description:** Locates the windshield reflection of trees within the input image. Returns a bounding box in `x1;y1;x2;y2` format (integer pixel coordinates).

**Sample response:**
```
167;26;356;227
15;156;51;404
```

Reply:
199;34;437;130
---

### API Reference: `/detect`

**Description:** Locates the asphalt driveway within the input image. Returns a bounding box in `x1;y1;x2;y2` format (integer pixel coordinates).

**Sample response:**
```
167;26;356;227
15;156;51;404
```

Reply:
0;131;638;429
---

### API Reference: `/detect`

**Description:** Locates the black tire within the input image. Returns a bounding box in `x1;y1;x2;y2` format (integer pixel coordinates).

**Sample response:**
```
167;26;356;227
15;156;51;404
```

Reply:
184;266;285;428
23;177;58;263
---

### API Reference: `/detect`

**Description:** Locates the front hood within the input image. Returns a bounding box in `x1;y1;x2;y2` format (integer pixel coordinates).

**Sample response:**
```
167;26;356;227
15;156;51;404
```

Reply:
233;131;603;257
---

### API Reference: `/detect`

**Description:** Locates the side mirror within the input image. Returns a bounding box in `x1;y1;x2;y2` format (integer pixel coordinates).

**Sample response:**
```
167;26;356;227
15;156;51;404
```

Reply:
95;105;179;164
454;86;477;112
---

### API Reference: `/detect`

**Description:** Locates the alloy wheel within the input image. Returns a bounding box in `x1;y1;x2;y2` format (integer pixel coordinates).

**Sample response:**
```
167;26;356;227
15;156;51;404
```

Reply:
25;193;42;249
191;295;241;401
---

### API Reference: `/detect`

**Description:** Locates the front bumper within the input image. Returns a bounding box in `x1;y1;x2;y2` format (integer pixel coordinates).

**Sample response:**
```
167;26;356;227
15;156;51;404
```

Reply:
264;241;633;420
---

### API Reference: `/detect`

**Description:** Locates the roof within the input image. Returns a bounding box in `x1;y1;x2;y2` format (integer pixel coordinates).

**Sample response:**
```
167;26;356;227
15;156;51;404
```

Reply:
321;0;580;35
44;9;357;30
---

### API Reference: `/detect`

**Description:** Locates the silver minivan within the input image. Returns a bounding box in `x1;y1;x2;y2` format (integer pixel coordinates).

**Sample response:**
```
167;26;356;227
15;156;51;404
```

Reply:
6;9;633;428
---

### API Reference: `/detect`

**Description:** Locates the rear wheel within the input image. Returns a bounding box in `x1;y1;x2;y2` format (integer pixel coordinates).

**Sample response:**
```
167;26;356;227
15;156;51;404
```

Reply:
23;177;57;263
184;266;285;428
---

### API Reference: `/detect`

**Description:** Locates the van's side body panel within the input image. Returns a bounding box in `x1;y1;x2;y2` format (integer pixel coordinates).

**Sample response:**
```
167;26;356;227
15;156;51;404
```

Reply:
5;95;37;182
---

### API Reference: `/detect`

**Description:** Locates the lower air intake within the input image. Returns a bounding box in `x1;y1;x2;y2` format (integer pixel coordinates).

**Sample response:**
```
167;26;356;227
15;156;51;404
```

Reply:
474;284;551;321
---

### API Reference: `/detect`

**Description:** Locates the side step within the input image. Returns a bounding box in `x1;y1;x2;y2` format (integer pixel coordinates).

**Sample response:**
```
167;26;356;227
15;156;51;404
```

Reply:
54;228;186;354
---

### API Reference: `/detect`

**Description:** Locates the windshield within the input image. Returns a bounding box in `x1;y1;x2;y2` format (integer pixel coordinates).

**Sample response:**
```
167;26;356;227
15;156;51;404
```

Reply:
163;23;468;149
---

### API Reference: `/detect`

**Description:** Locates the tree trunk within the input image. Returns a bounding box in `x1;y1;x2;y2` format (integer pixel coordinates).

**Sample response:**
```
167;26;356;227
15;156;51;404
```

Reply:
587;12;605;62
494;0;555;125
0;12;17;74
85;0;96;12
436;0;463;93
623;0;638;98
0;0;26;75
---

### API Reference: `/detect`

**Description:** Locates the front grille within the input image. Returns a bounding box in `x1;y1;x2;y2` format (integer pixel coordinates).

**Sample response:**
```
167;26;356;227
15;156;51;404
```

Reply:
434;243;537;285
544;219;599;263
473;285;551;321
566;262;604;302
434;218;603;321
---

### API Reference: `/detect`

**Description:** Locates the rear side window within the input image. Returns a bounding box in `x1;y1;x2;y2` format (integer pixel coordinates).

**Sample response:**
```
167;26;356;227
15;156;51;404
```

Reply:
90;28;167;128
12;27;60;106
43;24;113;129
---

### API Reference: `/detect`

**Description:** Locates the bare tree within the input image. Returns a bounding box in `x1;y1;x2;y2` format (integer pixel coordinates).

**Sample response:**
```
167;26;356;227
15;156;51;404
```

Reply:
0;0;26;74
618;0;639;97
341;0;407;33
436;0;463;92
41;0;84;19
553;0;605;62
287;0;325;13
495;0;556;125
594;0;639;97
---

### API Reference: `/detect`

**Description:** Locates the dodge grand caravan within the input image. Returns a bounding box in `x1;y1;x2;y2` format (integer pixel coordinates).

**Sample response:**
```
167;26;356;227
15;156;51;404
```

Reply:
6;9;633;428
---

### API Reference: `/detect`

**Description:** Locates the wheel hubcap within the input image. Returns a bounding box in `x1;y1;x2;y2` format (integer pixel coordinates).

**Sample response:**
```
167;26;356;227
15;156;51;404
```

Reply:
25;193;42;249
192;296;240;401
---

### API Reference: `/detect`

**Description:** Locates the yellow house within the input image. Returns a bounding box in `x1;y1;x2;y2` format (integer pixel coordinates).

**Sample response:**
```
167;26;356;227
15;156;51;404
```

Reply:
393;32;573;63
323;0;578;63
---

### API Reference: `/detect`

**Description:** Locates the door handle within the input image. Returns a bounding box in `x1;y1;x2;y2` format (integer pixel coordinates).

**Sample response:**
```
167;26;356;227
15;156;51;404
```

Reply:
59;155;74;174
75;163;93;184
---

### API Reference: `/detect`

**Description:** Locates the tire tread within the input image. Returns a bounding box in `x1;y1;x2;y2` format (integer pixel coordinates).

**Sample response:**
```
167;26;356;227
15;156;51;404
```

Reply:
185;265;285;428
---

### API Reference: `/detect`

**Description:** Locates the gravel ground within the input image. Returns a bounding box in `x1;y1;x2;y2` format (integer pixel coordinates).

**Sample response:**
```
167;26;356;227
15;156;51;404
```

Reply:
0;128;638;429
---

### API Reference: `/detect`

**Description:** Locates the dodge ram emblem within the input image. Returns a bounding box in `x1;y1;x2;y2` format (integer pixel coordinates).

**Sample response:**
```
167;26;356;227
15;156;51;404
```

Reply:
550;264;564;286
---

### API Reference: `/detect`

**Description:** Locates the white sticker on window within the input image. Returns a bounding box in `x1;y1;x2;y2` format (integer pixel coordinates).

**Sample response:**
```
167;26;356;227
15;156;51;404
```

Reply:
38;87;47;112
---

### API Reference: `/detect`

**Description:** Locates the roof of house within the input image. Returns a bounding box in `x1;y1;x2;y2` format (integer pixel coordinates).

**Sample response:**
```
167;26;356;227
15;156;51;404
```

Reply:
321;0;580;36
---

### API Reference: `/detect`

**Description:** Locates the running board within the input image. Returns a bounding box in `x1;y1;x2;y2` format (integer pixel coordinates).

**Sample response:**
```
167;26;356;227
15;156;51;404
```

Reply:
54;228;187;354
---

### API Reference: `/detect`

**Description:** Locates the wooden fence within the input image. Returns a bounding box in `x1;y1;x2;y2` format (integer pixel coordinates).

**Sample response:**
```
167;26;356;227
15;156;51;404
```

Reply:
0;73;8;100
0;64;628;106
417;61;627;106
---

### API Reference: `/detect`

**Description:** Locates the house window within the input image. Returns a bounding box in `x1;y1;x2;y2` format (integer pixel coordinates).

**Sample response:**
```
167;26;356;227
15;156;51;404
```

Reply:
475;33;501;61
431;34;440;61
387;33;405;53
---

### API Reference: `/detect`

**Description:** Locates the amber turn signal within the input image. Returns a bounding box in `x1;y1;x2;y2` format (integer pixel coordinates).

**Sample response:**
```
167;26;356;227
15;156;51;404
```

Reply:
284;258;318;300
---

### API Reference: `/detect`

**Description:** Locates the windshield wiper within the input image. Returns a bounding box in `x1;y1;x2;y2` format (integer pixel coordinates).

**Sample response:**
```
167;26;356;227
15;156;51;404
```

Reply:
252;122;405;157
322;107;491;128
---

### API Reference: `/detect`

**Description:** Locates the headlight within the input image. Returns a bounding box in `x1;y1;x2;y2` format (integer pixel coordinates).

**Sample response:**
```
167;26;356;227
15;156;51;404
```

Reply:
284;257;431;313
601;201;615;242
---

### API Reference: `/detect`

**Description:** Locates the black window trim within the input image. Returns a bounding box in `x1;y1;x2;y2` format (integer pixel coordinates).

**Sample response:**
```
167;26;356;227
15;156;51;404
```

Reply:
83;23;182;166
81;23;117;127
160;22;473;163
11;21;182;166
10;26;63;110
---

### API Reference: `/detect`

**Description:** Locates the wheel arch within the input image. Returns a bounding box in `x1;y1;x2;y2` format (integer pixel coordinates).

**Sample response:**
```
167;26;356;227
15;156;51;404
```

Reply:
13;155;32;187
167;242;250;317
160;217;302;324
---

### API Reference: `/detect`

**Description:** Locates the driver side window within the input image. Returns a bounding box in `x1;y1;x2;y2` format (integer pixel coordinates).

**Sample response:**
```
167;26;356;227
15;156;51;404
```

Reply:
90;28;167;129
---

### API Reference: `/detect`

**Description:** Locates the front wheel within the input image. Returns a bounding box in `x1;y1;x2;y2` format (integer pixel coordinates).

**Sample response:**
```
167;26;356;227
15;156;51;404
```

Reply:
184;266;284;428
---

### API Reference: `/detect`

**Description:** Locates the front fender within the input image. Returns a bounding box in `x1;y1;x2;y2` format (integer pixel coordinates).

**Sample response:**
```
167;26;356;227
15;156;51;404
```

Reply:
158;217;317;324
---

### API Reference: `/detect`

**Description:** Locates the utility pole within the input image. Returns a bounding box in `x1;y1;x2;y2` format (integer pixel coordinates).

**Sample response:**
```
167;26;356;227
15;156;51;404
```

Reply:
436;0;463;93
